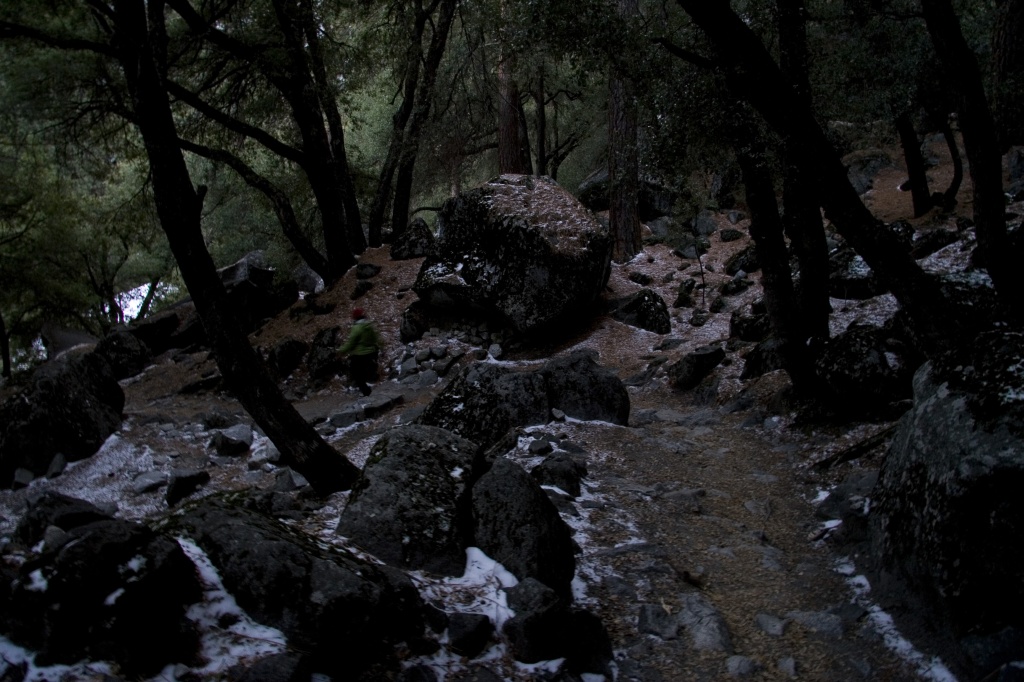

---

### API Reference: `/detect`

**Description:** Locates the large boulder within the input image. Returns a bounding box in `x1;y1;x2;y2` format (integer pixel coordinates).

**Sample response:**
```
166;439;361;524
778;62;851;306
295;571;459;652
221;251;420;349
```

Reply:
0;351;124;488
174;498;425;678
0;517;202;677
829;245;886;300
814;325;911;414
609;288;671;334
471;457;576;598
577;168;675;221
870;331;1024;675
337;425;480;576
391;217;435;260
413;175;611;334
94;329;152;380
416;350;629;450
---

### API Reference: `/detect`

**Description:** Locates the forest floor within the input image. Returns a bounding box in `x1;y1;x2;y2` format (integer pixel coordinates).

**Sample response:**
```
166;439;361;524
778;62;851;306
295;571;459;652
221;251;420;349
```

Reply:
0;135;988;681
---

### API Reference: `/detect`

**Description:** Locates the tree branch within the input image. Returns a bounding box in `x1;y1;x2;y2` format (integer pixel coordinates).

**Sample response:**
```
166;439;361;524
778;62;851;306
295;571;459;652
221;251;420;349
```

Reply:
0;20;116;57
653;37;715;70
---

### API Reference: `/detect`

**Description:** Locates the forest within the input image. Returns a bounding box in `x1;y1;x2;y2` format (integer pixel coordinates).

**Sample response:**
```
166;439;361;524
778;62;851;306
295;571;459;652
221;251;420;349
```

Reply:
0;0;1019;381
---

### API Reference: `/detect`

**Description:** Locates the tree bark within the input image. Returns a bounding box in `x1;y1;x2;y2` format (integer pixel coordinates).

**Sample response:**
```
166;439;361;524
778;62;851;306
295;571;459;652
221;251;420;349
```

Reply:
534;65;548;177
498;56;530;175
609;0;642;263
735;137;821;395
992;0;1024;150
0;309;10;379
895;111;933;217
920;0;1019;318
390;0;459;239
940;120;964;210
777;0;830;342
676;0;963;353
113;0;358;495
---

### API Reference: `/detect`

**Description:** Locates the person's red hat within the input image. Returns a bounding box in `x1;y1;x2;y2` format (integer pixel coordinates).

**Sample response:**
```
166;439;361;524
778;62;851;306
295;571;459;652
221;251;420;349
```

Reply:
352;308;365;320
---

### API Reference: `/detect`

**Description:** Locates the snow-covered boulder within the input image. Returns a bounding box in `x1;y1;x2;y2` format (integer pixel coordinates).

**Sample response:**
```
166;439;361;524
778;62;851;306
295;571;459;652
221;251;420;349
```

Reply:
413;175;611;334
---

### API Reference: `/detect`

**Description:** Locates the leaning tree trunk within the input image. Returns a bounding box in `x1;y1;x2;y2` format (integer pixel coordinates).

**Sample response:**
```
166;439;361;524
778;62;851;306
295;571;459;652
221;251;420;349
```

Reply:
676;0;964;354
498;54;530;175
895;111;933;217
534;64;548;177
113;0;358;495
777;0;830;342
921;0;1020;319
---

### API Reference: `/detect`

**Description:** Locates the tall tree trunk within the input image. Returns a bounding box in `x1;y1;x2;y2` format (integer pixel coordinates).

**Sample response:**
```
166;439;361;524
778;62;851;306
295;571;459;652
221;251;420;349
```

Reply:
921;0;1020;318
609;0;642;263
113;0;358;495
735;137;821;395
777;0;830;342
895;111;933;217
0;310;10;379
390;0;459;238
940;120;964;209
534;65;548;177
676;0;964;354
498;56;530;174
368;5;427;246
992;0;1024;150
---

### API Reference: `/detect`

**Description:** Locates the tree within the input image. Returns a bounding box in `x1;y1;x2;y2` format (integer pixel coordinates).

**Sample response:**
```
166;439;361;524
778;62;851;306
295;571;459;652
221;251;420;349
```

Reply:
609;0;642;262
674;0;964;354
1;0;360;494
920;0;1021;318
992;0;1024;150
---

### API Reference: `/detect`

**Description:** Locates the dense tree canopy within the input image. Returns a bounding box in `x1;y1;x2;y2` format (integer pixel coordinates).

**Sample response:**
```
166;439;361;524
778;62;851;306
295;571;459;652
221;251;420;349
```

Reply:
0;0;1017;384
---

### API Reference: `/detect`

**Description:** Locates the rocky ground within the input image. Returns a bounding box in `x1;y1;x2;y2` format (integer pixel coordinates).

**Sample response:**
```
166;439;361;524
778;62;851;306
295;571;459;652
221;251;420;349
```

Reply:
0;137;989;681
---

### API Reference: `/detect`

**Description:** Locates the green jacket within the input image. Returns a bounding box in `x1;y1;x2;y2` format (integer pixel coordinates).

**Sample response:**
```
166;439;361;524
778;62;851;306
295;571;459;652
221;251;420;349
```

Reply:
338;319;380;356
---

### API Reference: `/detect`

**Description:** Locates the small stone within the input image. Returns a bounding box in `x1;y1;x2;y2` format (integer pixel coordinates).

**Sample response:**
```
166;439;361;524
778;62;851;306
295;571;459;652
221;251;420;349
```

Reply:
42;525;71;551
430;345;449;360
448;612;494;658
415;349;432;363
727;655;761;677
778;657;798;677
786;610;844;639
550;408;566;422
273;468;310;492
12;468;34;489
487;343;503;359
418;369;440;387
528;439;553;455
638;604;679;640
132;470;170;495
46;453;67;479
166;468;211;507
755;613;787;637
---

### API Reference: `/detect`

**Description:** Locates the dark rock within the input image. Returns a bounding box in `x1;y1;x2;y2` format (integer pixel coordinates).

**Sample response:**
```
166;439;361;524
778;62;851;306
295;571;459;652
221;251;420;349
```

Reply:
350;280;373;300
391;218;435;260
0;351;124;487
725;244;759;275
689;309;711;326
472;458;576;597
672;233;710;260
416;350;628;450
226;653;311;682
693;210;718;236
208;424;253;457
720;228;744;243
14;492;114;546
563;609;614;675
960;628;1024;678
413;176;611;334
356;263;382;280
638;603;679;639
503;578;567;662
94;330;152;380
400;301;431;343
267;339;309;379
307;326;345;386
609;288;671;334
740;338;789;380
45;453;67;479
292;262;324;294
218;252;299;333
720;276;753;296
448;613;493;658
871;332;1024;660
531;455;587;498
577;168;674;220
2;519;202;677
829;245;886;300
668;345;726;390
730;306;770;343
398;664;440;682
843;149;895;194
814;326;910;413
337;425;479;576
628;271;653;286
173;498;424;678
166;468;212;507
678;592;733;652
910;228;961;259
673;278;697;308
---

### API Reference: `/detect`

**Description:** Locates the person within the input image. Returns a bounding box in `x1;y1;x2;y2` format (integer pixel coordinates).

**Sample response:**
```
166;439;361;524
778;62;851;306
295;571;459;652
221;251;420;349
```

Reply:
338;307;380;396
